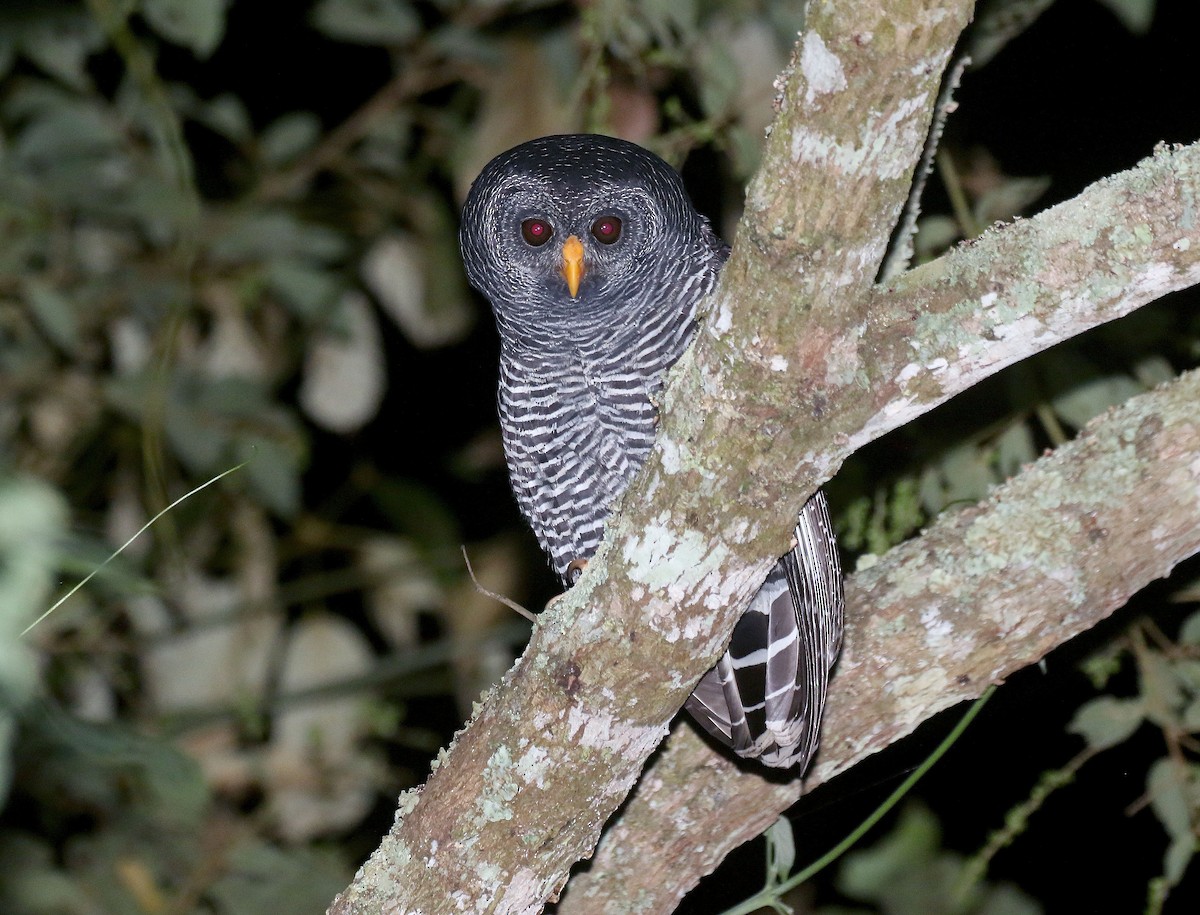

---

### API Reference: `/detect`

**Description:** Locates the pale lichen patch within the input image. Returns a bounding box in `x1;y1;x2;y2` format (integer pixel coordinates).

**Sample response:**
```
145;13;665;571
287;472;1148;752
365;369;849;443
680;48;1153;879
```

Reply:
474;745;519;827
800;31;846;104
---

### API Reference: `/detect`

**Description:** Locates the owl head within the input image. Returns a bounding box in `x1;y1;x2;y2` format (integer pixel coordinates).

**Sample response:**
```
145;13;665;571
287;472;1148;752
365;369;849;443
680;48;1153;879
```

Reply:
459;134;713;336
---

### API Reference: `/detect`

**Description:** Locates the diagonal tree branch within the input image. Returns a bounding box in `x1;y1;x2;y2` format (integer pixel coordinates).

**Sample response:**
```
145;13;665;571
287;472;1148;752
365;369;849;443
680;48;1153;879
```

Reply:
560;366;1200;913
329;0;1200;910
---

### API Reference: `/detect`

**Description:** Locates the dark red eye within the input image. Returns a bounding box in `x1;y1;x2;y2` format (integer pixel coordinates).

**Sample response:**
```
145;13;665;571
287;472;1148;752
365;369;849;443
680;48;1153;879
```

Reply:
591;215;622;244
521;218;553;246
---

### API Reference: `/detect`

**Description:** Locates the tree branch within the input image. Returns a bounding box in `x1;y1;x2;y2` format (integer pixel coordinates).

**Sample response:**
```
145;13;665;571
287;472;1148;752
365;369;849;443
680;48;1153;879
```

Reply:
329;0;1200;910
560;366;1200;913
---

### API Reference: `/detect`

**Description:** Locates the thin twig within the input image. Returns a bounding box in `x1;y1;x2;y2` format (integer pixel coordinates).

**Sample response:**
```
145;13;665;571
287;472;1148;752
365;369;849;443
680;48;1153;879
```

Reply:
461;546;537;623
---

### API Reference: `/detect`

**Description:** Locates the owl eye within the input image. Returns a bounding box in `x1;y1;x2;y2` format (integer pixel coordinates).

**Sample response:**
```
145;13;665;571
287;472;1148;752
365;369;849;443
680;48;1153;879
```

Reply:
521;218;553;246
590;215;622;244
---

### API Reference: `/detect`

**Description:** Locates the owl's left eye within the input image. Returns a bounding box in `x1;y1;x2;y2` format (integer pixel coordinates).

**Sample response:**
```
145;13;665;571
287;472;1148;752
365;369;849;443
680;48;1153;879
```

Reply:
521;218;553;246
590;215;622;244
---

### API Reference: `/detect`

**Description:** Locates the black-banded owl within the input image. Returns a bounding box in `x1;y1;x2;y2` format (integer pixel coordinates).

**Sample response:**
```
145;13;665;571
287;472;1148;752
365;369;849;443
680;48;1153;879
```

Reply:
460;134;843;769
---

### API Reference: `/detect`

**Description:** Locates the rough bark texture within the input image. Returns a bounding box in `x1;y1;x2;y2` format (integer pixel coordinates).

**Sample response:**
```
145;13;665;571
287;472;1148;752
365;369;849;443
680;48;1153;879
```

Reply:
560;368;1200;913
329;0;1200;911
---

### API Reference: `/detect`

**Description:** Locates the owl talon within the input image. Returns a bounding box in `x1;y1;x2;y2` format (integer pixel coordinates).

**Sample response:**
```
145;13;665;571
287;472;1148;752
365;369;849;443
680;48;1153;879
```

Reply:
567;558;589;584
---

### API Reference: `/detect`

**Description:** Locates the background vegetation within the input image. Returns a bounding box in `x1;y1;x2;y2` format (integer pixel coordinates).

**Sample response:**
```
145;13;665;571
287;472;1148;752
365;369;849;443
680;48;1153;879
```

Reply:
1;0;1198;912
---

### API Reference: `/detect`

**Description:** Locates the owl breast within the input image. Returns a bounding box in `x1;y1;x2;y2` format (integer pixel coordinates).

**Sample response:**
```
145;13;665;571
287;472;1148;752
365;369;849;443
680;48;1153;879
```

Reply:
497;299;696;581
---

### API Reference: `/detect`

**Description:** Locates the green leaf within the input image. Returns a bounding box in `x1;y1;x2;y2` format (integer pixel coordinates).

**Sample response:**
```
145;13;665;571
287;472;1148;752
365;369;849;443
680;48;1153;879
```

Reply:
17;13;105;90
141;0;229;58
22;278;79;352
1050;372;1144;430
207;840;349;915
1094;0;1157;34
974;175;1050;226
837;804;941;900
259;111;322;166
266;259;344;321
1067;695;1144;750
764;816;796;884
311;0;419;45
1140;649;1186;727
1178;609;1200;646
210;211;348;264
236;434;303;518
1163;835;1195;887
1146;758;1191;839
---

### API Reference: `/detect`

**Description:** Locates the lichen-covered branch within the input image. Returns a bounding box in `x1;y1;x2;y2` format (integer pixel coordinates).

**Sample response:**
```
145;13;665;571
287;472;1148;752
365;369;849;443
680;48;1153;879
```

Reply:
560;368;1200;913
328;0;1200;911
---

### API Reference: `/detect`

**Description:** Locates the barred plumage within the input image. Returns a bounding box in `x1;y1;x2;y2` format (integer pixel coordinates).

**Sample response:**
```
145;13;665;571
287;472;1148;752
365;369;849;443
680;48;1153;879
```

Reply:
460;134;844;771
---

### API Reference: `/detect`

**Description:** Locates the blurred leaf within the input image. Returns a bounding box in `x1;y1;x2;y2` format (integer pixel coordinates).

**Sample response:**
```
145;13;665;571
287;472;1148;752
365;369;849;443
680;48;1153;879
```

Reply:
183;90;254;144
266;258;345;321
1146;758;1192;841
1179;609;1200;646
311;0;419;45
236;432;303;518
22;278;79;352
141;0;229;58
1163;834;1194;888
207;840;349;915
259;111;322;166
968;0;1056;69
695;41;738;119
974;175;1050;226
1139;649;1186;727
363;231;474;348
0;478;67;804
837;804;941;901
915;215;962;261
299;291;386;434
764;816;796;885
210;210;348;264
0;831;94;915
17;13;104;90
1094;0;1157;34
370;478;461;555
16;700;209;829
919;442;995;515
1050;372;1143;429
1067;695;1144;750
993;421;1036;480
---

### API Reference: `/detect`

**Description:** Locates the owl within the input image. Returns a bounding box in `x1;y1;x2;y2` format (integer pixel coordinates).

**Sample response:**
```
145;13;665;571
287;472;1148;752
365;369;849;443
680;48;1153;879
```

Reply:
460;134;843;769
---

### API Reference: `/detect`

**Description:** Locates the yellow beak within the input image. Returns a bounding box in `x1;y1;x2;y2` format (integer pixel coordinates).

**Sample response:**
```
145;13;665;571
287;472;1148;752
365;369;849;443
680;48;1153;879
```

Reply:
561;235;585;298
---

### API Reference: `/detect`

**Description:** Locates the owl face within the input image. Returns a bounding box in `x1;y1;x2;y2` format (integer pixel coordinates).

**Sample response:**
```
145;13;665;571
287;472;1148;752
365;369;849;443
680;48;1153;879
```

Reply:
459;135;704;329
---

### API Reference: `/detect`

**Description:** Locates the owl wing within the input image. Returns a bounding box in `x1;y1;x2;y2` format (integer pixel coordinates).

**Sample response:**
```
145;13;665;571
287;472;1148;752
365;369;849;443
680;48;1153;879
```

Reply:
684;490;844;770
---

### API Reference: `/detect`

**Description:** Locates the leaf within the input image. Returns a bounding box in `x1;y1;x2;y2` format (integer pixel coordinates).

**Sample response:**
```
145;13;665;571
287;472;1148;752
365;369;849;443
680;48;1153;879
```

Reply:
1067;695;1144;750
837;804;941;900
266;258;345;321
974;175;1050;225
1163;834;1194;887
22;278;79;352
191;92;254;144
1094;0;1157;34
207;840;349;915
764;816;796;884
1146;758;1193;847
1050;372;1144;430
235;433;303;518
17;13;105;90
1140;649;1186;727
993;421;1037;480
299;291;386;434
311;0;419;45
259;111;322;166
363;232;473;348
141;0;230;58
1180;609;1200;646
210;211;348;264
